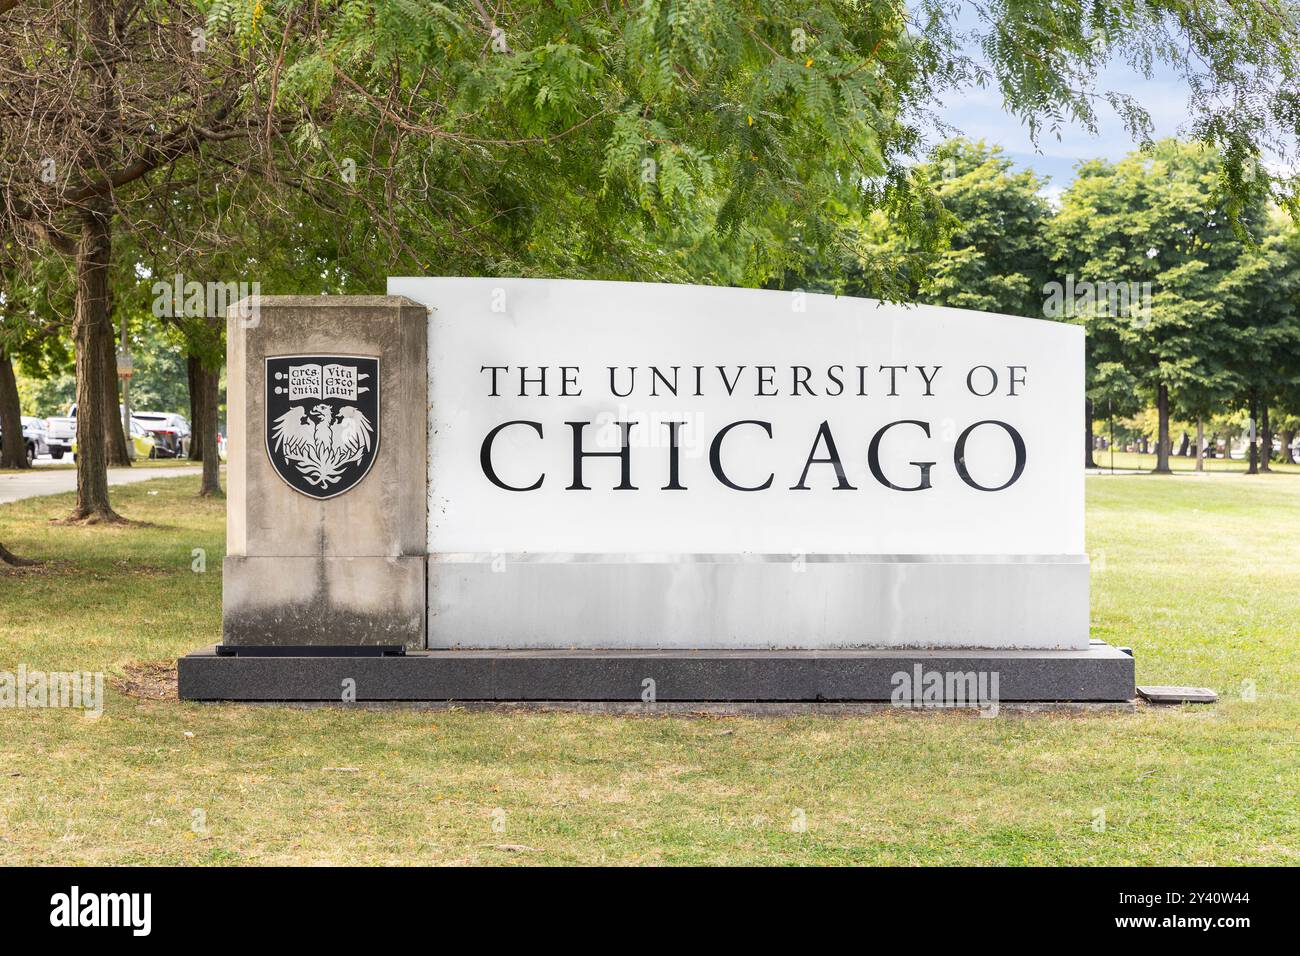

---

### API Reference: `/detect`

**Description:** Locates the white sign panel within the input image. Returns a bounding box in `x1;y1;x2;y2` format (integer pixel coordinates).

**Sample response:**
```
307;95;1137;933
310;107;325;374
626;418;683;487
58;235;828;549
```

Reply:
389;277;1083;557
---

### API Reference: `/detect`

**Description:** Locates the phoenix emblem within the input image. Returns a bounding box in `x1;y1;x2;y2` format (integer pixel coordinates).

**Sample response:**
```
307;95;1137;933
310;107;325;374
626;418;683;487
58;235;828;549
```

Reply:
264;355;380;499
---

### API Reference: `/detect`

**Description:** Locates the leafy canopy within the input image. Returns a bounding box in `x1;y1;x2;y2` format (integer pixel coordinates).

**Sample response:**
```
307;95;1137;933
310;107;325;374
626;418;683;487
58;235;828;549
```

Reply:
184;0;1300;292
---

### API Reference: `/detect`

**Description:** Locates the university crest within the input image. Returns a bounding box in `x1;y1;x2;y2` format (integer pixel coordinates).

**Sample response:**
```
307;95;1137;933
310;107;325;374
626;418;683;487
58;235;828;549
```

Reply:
265;355;379;499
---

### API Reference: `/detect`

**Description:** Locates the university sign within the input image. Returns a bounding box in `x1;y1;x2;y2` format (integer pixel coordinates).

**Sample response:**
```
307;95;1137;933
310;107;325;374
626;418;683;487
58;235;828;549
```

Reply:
178;281;1134;702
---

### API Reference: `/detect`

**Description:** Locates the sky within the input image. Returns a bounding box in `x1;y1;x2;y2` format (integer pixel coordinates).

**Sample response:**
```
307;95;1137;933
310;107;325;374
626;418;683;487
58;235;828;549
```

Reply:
930;31;1193;202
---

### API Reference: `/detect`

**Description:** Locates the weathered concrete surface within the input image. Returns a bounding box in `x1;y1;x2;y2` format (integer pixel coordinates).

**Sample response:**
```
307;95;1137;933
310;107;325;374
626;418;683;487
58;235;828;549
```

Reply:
222;555;425;646
428;553;1090;650
223;296;427;646
178;641;1136;702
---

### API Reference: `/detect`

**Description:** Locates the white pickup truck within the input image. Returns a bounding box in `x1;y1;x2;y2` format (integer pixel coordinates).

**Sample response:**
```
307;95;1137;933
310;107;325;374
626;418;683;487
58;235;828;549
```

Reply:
44;407;76;459
44;403;123;459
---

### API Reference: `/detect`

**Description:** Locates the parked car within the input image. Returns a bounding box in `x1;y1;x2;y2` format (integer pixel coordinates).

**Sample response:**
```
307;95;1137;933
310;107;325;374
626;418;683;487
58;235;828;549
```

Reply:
46;403;123;460
72;418;156;461
22;416;50;461
0;416;50;465
131;410;191;458
49;403;192;460
45;406;76;459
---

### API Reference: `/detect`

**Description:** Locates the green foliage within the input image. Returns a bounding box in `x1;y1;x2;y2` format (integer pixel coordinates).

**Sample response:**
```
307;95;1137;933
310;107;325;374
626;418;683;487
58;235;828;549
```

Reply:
194;0;960;289
787;139;1052;317
894;139;1053;316
1047;139;1276;418
19;370;75;419
0;252;75;396
1214;221;1300;416
122;324;192;415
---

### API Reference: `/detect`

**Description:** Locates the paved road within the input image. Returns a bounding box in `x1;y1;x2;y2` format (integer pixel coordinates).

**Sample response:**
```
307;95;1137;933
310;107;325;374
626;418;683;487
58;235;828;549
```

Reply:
0;464;200;505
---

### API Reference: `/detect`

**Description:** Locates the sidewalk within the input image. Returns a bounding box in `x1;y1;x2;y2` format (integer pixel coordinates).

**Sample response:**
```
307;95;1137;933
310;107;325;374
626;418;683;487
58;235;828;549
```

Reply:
0;464;201;505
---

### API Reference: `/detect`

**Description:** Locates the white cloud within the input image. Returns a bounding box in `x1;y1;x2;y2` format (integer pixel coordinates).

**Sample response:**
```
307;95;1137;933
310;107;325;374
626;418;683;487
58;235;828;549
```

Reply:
1036;184;1066;209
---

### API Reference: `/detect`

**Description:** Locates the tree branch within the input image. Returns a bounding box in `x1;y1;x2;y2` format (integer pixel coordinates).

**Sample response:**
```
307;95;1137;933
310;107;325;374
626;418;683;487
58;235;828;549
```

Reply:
61;98;241;205
24;219;77;256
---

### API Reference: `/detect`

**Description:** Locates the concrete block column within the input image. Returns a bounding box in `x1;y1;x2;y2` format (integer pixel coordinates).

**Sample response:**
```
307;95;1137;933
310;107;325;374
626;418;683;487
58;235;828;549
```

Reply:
223;296;428;647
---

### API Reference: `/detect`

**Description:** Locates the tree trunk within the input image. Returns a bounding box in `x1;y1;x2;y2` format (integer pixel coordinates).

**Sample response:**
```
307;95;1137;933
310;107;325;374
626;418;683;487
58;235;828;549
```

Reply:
1084;398;1097;468
187;352;204;461
1247;392;1258;475
100;315;130;466
1176;431;1189;456
70;205;120;522
68;0;121;522
1154;383;1172;473
198;359;222;496
1280;429;1297;465
1195;420;1204;472
0;349;29;469
1260;404;1272;472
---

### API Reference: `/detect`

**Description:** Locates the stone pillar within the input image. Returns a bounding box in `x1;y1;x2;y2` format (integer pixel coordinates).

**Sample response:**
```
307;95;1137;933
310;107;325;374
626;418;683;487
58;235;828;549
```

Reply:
223;296;427;647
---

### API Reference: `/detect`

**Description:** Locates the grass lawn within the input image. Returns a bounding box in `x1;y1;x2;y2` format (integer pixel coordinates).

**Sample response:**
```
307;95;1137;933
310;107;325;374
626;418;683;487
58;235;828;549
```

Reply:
1089;449;1300;474
0;473;1297;865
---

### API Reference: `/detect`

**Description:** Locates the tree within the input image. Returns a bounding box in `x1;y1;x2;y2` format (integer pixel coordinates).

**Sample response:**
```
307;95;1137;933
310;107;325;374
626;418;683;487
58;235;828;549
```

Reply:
816;139;1052;314
1;1;271;521
0;251;71;467
1087;361;1144;467
214;0;1300;289
1274;406;1300;465
0;259;30;469
0;347;23;469
0;255;46;563
911;140;1054;318
1048;140;1268;474
1216;220;1300;473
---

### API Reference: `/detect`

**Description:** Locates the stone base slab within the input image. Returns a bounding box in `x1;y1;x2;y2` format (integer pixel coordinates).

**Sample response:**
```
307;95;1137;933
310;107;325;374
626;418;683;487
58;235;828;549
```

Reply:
222;555;425;647
185;700;1138;715
428;553;1090;650
179;641;1133;702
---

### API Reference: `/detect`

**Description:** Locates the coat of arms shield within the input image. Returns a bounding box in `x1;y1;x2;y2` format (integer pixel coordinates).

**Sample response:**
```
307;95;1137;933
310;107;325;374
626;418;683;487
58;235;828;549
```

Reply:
265;355;380;499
